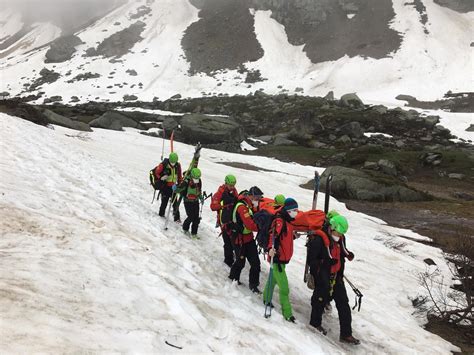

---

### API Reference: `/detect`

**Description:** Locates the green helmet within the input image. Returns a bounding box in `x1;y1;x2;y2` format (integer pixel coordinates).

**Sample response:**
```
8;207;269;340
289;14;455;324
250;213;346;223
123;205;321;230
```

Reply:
169;152;178;164
225;174;236;186
274;194;285;206
190;168;201;179
327;210;340;220
330;215;349;234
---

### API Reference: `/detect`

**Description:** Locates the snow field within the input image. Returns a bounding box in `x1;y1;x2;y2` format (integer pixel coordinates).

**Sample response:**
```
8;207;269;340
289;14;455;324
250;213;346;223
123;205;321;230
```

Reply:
0;113;459;353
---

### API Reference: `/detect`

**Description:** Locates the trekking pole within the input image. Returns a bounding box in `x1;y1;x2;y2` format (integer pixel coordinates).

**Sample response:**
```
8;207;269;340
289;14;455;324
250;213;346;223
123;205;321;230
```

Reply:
164;190;178;231
344;276;363;312
151;189;157;204
199;192;212;220
264;227;276;318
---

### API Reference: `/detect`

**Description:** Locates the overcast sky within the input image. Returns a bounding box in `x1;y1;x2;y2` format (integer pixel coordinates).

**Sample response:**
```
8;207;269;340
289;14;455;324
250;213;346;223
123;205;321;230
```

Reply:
4;0;125;33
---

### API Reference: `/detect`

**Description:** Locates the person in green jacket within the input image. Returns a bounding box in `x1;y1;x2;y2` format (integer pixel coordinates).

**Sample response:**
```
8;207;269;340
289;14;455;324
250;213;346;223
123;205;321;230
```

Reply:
178;168;203;239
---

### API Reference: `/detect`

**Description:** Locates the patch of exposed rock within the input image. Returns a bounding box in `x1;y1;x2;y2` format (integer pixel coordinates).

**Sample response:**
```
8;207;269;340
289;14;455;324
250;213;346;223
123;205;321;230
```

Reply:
86;21;146;58
320;166;429;202
45;35;83;63
27;68;60;91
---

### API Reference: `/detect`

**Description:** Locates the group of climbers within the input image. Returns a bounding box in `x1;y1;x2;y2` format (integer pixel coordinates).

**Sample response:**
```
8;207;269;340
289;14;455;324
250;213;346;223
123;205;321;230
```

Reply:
151;152;360;345
151;152;204;239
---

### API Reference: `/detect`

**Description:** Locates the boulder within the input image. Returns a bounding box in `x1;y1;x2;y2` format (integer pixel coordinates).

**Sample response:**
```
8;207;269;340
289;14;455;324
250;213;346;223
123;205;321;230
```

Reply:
363;161;378;170
419;152;442;166
339;93;364;108
273;134;297;146
324;91;335;100
123;94;138;101
395;94;416;102
371;105;388;115
378;159;398;176
42;109;91;131
423;115;440;128
340;121;364;138
162;117;179;132
180;114;243;144
320;166;428;202
89;111;140;131
465;124;474;132
0;91;10;100
336;135;352;145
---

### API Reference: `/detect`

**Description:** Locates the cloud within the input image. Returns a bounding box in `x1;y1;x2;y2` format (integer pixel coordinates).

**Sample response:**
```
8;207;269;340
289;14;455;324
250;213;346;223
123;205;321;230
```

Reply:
3;0;126;34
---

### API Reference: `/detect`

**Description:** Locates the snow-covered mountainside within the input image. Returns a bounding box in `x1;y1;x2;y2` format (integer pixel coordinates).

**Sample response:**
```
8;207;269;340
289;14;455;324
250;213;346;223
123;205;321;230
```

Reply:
0;113;460;353
0;0;472;103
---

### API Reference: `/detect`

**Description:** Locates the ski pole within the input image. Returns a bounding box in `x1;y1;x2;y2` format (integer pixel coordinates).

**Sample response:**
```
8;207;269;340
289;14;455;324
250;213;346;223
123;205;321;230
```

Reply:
344;276;363;312
264;227;276;318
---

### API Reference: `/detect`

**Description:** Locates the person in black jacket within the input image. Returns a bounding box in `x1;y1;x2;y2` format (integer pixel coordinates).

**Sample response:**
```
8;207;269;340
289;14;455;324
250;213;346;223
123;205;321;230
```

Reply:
307;214;360;345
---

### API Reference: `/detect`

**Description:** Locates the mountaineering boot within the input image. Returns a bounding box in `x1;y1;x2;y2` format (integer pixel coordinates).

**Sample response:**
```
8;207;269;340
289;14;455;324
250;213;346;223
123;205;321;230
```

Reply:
191;234;200;240
228;276;242;285
182;229;190;236
315;326;327;336
340;335;360;345
250;286;262;295
286;316;296;323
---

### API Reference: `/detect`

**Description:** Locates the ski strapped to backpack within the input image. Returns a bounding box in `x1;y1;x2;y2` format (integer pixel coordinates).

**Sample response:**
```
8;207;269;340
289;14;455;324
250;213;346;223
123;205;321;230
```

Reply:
164;143;202;230
304;171;320;282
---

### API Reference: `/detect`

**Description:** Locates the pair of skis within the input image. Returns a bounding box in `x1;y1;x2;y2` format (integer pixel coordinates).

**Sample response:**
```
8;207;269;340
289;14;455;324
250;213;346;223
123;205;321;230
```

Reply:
164;142;202;230
303;172;332;283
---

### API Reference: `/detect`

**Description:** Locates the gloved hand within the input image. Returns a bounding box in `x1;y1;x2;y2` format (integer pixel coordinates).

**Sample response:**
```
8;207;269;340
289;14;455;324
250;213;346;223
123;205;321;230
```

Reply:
268;248;276;257
347;251;355;261
160;175;169;181
172;184;177;192
199;195;205;203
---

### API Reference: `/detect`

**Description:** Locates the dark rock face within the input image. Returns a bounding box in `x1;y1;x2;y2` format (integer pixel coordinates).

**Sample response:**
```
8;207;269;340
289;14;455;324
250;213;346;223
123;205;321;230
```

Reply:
320;166;428;202
183;0;401;73
182;0;264;74
91;21;146;58
434;0;474;12
252;0;402;63
180;113;243;144
466;124;474;132
45;35;83;63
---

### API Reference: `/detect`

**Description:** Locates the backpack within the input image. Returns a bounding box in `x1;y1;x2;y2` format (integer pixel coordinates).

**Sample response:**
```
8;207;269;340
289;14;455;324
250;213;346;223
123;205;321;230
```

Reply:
219;189;238;226
253;210;286;252
149;158;168;190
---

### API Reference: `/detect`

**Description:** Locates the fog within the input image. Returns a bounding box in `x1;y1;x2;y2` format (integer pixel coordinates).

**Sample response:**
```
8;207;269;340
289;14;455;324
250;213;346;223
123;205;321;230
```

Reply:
3;0;126;34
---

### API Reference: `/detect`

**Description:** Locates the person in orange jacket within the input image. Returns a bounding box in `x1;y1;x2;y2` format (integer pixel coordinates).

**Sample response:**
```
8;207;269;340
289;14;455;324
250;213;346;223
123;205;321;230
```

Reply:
210;174;238;267
228;186;263;293
264;197;299;322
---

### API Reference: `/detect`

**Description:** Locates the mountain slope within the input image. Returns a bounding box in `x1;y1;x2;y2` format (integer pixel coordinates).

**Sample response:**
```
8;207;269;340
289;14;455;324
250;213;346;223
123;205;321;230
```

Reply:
0;0;472;103
0;113;459;353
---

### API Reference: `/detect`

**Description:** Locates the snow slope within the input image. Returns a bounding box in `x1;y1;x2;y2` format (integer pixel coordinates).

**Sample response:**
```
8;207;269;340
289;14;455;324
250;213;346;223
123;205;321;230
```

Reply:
0;0;472;103
0;113;459;353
